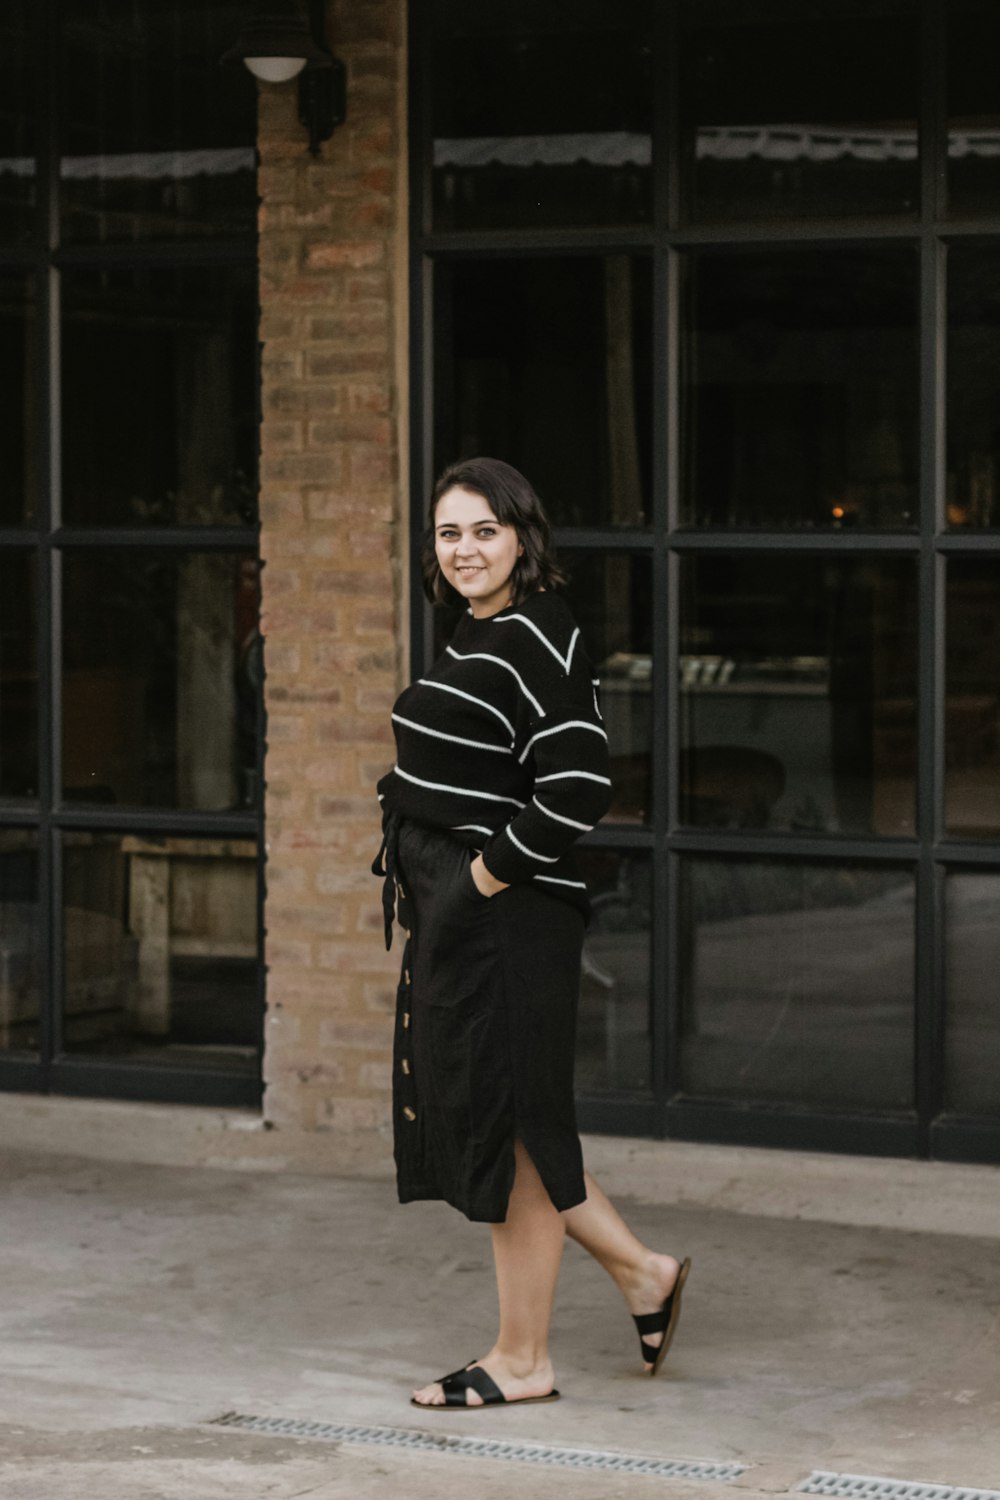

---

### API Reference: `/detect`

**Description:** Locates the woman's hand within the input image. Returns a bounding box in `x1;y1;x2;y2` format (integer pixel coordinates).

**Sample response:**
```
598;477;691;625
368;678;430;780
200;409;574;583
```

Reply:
470;853;509;898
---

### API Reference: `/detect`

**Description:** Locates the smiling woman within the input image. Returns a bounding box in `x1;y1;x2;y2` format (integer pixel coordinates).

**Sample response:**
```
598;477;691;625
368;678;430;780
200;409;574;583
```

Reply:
371;456;691;1412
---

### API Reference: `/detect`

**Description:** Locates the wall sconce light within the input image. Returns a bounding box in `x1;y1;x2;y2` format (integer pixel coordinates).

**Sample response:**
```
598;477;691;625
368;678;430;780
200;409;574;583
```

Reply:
222;1;346;156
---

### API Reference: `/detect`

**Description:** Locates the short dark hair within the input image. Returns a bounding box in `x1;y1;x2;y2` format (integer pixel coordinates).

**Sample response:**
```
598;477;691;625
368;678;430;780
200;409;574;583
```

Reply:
421;456;567;607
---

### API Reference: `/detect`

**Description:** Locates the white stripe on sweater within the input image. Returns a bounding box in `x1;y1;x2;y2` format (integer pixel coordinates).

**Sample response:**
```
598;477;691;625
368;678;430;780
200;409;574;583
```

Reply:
535;770;613;786
535;874;588;889
451;823;494;837
393;765;525;807
504;825;561;863
417;679;515;741
445;646;544;716
392;713;511;755
518;718;607;765
492;614;580;673
532;796;594;832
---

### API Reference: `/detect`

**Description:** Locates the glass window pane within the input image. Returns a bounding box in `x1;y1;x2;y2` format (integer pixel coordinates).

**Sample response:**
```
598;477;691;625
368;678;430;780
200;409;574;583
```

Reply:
681;249;918;529
62;830;260;1075
948;0;1000;216
945;559;1000;840
0;552;37;799
0;829;40;1055
680;858;914;1111
948;247;1000;530
576;848;652;1095
945;872;1000;1118
431;0;652;231
59;3;256;244
679;555;917;837
0;271;36;526
0;2;34;246
435;257;652;528
681;0;918;223
62;265;258;526
62;552;261;812
563;552;652;825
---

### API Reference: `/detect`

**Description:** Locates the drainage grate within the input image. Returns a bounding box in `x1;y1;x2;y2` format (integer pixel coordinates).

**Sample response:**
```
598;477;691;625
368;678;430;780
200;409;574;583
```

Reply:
209;1411;746;1481
797;1472;1000;1500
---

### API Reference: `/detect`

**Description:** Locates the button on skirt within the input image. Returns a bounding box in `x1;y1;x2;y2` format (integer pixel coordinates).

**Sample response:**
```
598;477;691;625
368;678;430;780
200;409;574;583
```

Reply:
391;819;587;1224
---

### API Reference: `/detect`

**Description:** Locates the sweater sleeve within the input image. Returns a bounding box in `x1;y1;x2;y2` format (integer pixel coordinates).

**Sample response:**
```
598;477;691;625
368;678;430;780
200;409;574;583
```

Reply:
481;642;612;885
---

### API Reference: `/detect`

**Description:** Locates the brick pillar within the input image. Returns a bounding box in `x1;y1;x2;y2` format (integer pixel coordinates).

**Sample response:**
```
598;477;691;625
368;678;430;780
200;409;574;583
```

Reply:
256;0;407;1159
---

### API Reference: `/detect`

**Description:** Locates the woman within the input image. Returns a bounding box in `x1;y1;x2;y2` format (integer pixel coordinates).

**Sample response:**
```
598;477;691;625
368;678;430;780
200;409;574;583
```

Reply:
372;457;690;1410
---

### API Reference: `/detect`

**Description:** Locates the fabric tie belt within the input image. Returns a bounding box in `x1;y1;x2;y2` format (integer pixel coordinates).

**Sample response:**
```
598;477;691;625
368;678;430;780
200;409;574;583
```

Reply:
371;811;411;951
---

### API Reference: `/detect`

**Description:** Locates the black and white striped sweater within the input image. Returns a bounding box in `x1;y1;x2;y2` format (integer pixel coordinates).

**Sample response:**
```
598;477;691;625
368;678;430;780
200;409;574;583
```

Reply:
377;590;611;913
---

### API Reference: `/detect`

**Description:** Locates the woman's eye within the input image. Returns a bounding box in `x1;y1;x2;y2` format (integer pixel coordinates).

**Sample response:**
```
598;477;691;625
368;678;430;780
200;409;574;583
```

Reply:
477;528;496;537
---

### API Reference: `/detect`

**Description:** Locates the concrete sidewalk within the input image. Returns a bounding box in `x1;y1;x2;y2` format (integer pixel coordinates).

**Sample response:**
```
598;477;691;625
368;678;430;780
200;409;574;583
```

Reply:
3;1138;1000;1500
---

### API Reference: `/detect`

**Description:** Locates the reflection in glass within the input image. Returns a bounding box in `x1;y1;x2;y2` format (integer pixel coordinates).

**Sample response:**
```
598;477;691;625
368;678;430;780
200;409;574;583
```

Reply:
563;553;652;824
62;831;260;1074
0;2;34;246
0;552;37;798
681;249;918;528
62;265;257;526
946;873;1000;1118
679;556;917;837
680;858;914;1110
434;257;652;528
0;272;35;526
62;552;260;811
681;0;918;222
948;1;1000;216
431;0;652;230
59;2;256;243
945;561;1000;839
947;249;1000;529
0;829;40;1053
575;848;651;1094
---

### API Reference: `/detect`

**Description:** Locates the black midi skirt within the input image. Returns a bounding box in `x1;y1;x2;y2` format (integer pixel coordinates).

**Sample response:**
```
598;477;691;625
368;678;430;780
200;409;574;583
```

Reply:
380;819;587;1224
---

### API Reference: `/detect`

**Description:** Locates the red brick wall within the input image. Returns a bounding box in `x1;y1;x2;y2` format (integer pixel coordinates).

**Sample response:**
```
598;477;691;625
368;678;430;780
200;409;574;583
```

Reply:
256;0;407;1151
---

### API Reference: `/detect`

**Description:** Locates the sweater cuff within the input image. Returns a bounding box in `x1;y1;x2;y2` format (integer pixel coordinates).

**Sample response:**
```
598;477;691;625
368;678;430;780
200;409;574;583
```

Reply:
481;828;536;885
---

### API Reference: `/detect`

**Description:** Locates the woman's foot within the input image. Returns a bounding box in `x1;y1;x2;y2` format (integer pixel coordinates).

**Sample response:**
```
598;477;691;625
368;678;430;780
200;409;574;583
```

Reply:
621;1253;683;1371
411;1349;556;1407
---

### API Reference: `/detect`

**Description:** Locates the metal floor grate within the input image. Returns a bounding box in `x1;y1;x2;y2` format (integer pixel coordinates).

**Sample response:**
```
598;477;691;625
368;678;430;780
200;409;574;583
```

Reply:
209;1411;747;1480
797;1472;1000;1500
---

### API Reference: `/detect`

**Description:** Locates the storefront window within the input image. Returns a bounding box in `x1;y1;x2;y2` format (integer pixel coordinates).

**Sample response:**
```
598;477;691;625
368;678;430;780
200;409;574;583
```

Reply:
680;248;919;529
61;830;260;1075
62;265;258;527
679;555;918;837
0;830;40;1055
431;0;652;230
434;256;653;528
945;871;1000;1118
945;559;1000;840
563;552;653;825
0;271;35;527
62;552;260;812
59;2;256;243
576;847;652;1094
0;2;34;247
947;0;1000;217
0;553;37;800
679;858;915;1111
947;247;1000;530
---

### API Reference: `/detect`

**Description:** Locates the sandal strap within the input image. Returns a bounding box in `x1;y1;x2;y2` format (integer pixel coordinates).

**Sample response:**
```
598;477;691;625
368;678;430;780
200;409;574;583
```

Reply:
632;1302;672;1336
439;1364;506;1407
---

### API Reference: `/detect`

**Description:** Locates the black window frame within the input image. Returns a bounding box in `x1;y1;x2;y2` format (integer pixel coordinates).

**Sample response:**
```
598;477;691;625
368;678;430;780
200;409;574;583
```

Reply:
408;0;1000;1164
0;2;264;1110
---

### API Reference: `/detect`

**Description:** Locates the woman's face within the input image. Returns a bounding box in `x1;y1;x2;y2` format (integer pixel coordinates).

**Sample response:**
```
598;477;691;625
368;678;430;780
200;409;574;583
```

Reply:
434;485;522;618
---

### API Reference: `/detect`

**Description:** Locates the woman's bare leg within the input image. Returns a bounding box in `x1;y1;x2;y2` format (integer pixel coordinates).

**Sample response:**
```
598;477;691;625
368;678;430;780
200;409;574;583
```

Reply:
563;1170;681;1370
412;1139;566;1406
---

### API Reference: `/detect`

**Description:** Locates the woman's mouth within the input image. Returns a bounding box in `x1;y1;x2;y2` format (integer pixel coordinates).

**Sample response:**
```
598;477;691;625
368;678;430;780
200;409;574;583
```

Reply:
456;565;484;578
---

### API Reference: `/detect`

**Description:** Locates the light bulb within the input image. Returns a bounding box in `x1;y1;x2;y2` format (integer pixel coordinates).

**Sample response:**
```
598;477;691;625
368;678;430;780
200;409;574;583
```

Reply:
245;55;307;83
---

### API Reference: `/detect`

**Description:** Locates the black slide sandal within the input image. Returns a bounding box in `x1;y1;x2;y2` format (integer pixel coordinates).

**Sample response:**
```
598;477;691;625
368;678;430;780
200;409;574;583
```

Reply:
411;1363;560;1409
632;1256;692;1377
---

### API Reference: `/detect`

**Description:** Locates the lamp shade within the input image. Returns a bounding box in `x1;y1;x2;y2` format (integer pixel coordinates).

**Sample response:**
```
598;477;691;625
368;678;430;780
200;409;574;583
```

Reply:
221;13;332;75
